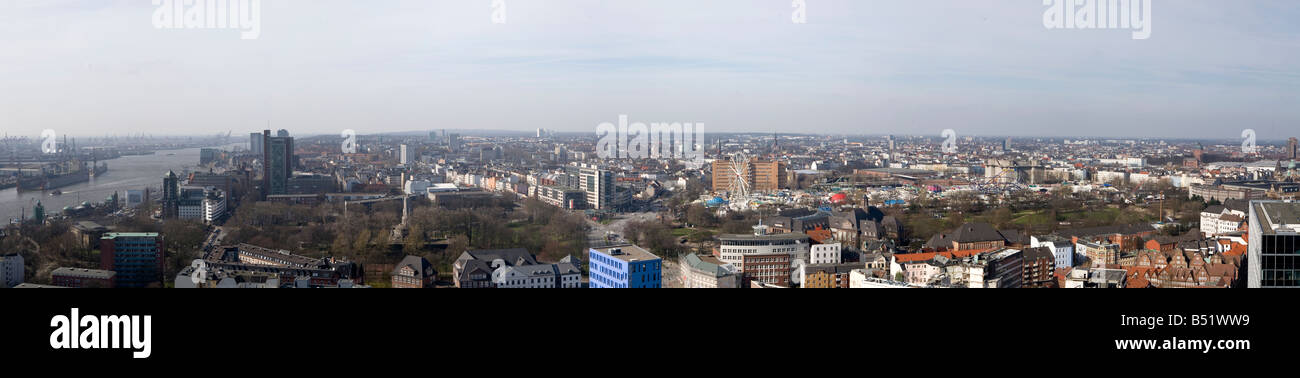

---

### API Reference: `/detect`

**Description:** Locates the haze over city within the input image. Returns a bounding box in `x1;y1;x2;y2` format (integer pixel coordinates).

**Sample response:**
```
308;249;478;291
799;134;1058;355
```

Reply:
2;0;1297;139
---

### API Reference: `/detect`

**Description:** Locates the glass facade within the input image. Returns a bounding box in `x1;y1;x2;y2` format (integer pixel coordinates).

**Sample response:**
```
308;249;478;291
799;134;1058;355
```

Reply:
1260;234;1300;287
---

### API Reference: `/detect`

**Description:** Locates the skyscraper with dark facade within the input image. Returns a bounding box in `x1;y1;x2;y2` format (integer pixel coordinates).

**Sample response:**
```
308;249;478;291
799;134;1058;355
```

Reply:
162;170;180;218
262;129;294;197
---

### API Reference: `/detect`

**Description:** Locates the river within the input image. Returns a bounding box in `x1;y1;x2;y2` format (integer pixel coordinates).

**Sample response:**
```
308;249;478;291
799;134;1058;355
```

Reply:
0;144;244;221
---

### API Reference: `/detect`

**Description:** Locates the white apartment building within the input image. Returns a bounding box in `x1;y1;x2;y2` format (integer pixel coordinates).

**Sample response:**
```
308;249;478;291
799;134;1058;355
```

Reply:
202;192;226;224
1201;205;1247;237
810;243;842;265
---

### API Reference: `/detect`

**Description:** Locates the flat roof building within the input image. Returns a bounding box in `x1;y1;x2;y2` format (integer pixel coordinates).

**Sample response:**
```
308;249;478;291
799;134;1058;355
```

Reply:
589;244;661;288
1248;200;1300;287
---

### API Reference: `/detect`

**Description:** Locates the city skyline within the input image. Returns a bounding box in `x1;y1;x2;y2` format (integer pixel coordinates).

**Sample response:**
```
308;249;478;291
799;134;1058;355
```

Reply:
1;1;1297;138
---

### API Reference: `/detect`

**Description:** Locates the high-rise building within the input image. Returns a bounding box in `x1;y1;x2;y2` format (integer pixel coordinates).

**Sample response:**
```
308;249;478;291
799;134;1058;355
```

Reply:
446;133;461;152
263;129;294;196
1289;137;1298;160
33;201;45;225
1247;200;1300;288
589;244;661;288
578;164;615;210
400;144;416;166
99;232;164;288
249;132;264;154
162;170;180;218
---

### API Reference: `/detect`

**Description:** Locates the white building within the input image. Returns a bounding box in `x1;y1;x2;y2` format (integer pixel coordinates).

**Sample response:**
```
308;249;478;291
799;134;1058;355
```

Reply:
809;243;842;265
1201;204;1247;237
202;191;227;224
400;144;416;166
491;262;582;288
404;179;431;195
0;253;24;288
1030;235;1075;269
678;254;740;288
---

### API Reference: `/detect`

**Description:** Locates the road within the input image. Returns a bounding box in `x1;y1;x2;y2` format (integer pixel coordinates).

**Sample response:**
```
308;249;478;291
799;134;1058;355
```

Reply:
201;225;226;259
586;211;660;244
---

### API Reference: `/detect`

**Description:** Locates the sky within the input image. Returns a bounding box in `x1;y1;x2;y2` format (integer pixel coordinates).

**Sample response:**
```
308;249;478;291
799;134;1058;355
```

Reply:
1;0;1298;140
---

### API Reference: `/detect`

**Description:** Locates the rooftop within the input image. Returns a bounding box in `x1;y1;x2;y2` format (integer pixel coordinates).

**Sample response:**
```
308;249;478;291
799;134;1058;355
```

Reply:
591;244;660;262
51;267;116;279
1251;200;1300;235
102;232;160;239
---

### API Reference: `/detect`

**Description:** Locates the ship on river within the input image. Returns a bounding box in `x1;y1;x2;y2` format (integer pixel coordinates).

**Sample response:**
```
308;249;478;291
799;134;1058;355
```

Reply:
17;163;108;192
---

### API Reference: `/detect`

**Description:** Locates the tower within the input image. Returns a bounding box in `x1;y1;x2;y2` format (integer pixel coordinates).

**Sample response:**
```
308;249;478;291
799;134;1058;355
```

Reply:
162;170;180;218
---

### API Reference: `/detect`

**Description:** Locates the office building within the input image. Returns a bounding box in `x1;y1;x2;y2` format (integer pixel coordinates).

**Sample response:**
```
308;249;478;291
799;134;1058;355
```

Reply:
717;229;809;287
249;132;264;154
578;164;616;210
99;233;164;288
177;186;207;220
1247;200;1300;287
202;189;227;224
162;170;180;218
263;129;294;196
589;244;661;288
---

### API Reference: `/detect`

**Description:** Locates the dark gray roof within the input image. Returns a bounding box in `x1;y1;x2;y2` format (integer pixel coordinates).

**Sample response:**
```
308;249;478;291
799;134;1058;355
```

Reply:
925;223;1012;248
394;255;436;279
1021;247;1055;261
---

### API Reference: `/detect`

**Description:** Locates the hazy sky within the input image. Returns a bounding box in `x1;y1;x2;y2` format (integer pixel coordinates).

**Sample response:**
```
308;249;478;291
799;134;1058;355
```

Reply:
1;0;1298;140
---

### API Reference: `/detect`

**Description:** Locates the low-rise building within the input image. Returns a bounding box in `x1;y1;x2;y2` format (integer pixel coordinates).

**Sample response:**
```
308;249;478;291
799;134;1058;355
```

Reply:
801;263;860;288
50;267;116;288
589;244;661;288
392;255;437;288
678;253;740;288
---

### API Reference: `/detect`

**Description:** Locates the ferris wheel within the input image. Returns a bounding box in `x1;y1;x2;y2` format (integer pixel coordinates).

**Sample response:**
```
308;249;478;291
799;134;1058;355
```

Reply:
727;152;750;199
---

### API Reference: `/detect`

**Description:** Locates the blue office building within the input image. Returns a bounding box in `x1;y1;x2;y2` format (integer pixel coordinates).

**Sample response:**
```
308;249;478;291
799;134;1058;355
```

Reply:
589;244;661;288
